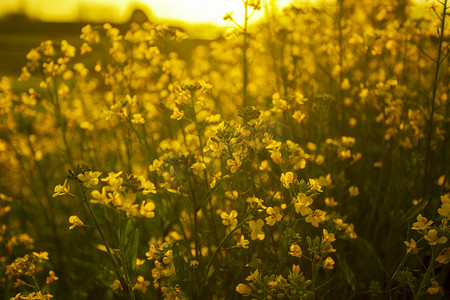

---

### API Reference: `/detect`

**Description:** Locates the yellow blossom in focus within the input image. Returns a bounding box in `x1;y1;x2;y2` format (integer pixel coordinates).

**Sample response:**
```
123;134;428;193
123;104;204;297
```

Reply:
305;209;326;228
265;207;282;226
53;179;69;197
220;210;238;229
309;178;323;193
289;244;302;258
235;283;251;296
323;256;335;269
294;193;313;216
281;172;295;189
412;214;433;232
69;215;84;230
424;229;447;246
404;239;419;255
78;171;102;188
139;201;156;218
236;235;249;249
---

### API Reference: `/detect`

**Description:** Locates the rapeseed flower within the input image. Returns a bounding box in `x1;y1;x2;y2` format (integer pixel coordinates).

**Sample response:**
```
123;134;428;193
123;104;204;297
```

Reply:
289;244;302;258
235;283;251;296
424;229;447;246
220;210;238;229
53;179;69;197
236;235;249;249
323;257;335;269
68;215;84;230
412;214;433;232
404;239;419;254
305;209;326;228
78;171;102;188
249;219;265;240
436;247;450;264
280;172;294;189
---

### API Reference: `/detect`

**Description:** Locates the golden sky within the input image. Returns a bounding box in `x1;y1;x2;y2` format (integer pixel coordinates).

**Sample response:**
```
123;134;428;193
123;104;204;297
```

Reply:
0;0;294;24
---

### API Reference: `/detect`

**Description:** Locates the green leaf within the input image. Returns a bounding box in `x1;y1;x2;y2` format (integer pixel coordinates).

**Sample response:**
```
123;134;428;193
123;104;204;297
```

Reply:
124;218;139;279
337;255;356;292
172;243;194;299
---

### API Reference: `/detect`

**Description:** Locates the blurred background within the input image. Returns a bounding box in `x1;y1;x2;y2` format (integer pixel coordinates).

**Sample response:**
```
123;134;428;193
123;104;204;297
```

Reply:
0;0;427;76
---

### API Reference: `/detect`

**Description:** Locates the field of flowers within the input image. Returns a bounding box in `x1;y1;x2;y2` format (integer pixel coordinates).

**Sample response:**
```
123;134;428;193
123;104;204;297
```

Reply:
1;0;450;299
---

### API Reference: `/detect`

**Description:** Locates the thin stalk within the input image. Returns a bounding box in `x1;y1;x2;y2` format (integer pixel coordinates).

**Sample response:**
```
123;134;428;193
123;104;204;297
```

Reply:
81;188;135;300
423;0;448;198
242;0;249;107
414;247;436;300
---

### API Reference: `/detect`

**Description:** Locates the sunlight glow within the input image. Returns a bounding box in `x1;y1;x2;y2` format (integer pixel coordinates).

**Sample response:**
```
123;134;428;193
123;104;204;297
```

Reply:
0;0;295;24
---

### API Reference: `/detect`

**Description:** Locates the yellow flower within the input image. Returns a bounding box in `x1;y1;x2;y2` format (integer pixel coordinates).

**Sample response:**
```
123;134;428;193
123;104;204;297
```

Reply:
69;215;84;230
220;210;238;229
265;207;282;226
412;214;433;232
32;251;49;261
131;113;145;124
235;283;251;296
139;201;156;218
438;194;450;218
139;177;157;195
305;209;326;228
170;106;184;120
427;281;441;295
404;239;419;255
78;171;102;188
294;193;313;216
309;178;323;193
227;156;242;174
424;229;447;246
324;197;338;207
46;270;59;284
248;219;265;240
90;187;110;205
133;275;150;293
210;172;222;188
53;179;69;197
323;256;335;269
436;247;450;264
236;235;249;249
245;269;260;282
348;186;359;197
280;172;294;189
289;244;302;258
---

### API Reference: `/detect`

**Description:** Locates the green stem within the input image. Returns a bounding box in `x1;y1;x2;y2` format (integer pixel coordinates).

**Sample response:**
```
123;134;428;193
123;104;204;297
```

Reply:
81;188;135;300
414;247;436;300
423;0;448;199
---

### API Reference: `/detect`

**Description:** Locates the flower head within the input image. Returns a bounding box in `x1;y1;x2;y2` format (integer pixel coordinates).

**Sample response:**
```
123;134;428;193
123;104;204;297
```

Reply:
280;172;295;189
78;171;102;188
248;219;265;240
69;215;84;230
53;179;69;197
